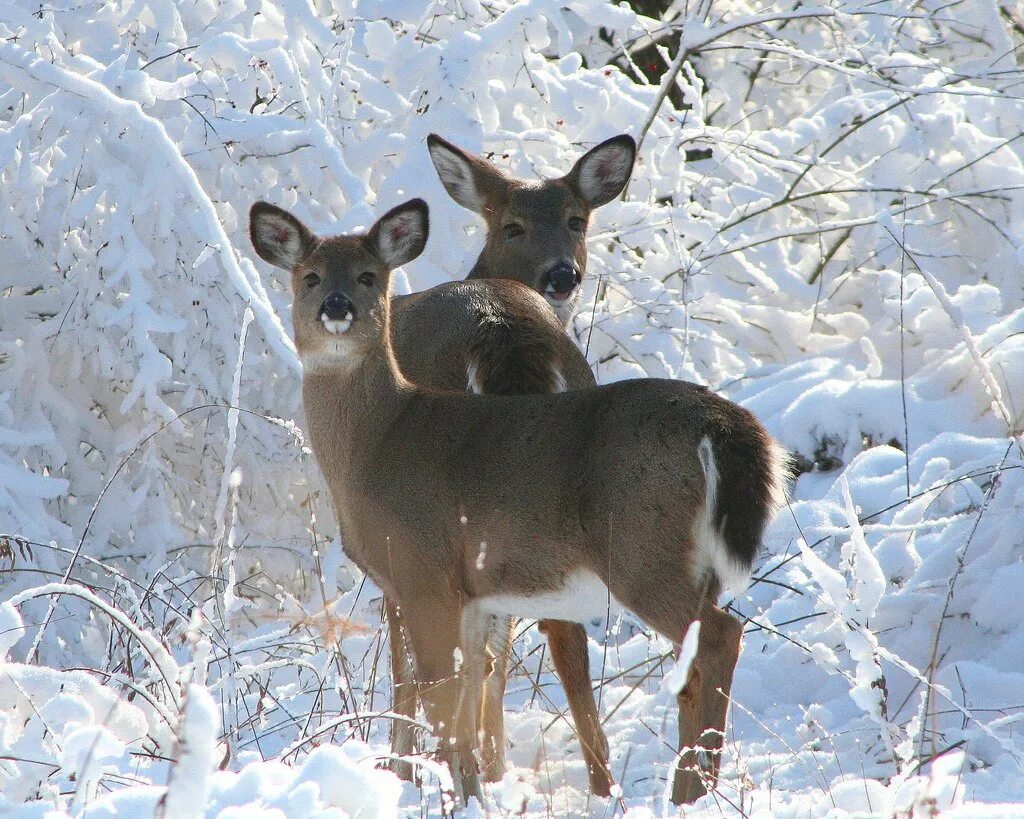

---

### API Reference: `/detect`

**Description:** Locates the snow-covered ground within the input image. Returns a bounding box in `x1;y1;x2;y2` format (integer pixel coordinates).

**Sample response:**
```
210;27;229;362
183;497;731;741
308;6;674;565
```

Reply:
3;1;1024;816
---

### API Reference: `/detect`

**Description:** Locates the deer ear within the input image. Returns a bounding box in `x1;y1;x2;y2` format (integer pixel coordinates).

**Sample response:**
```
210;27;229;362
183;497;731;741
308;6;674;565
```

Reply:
565;134;636;209
367;199;429;269
427;134;508;214
250;202;317;270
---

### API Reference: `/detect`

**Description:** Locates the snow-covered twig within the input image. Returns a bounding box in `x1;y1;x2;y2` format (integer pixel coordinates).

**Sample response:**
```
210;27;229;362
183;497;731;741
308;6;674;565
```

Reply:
0;42;298;371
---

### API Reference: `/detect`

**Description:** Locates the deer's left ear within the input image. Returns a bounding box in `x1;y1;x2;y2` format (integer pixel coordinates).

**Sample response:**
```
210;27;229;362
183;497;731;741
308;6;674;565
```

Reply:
250;202;318;270
565;134;636;209
367;199;429;269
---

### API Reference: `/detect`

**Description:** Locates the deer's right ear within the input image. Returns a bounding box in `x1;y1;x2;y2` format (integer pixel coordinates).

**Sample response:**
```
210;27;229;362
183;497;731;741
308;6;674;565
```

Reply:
565;134;636;209
367;199;429;270
250;202;317;270
427;134;507;214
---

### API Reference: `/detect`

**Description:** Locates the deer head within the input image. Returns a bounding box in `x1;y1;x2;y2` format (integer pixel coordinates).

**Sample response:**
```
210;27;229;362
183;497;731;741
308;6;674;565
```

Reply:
250;199;429;372
427;133;635;324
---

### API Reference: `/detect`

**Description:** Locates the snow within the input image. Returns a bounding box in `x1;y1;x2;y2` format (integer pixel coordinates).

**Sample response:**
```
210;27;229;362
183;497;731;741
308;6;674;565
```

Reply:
162;683;220;819
3;0;1024;816
662;620;701;698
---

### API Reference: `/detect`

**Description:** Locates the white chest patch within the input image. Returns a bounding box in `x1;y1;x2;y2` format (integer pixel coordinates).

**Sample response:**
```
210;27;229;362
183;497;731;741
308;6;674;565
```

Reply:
479;569;622;623
321;313;353;334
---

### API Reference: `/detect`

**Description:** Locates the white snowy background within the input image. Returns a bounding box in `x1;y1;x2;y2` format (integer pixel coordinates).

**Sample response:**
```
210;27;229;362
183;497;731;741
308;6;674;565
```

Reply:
2;0;1024;816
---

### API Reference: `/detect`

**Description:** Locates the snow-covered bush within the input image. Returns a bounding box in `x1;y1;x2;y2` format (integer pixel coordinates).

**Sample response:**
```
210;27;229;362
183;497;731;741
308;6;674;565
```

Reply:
2;0;1023;815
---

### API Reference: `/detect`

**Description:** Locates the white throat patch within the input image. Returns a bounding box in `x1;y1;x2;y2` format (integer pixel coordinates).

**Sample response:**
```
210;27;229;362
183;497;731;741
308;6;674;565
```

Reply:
300;337;360;375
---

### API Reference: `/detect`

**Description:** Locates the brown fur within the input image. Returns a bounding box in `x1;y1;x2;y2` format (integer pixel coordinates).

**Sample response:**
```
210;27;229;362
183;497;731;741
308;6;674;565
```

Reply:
379;134;634;796
389;283;608;791
419;132;637;324
393;280;593;394
252;180;618;791
252;201;787;805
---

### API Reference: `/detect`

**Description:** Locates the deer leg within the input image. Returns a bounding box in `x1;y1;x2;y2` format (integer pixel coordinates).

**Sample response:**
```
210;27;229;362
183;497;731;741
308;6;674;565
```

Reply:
673;661;706;804
385;599;419;782
538;619;613;796
480;615;512;781
611;572;741;805
694;605;744;786
456;605;491;773
403;600;487;806
669;606;744;804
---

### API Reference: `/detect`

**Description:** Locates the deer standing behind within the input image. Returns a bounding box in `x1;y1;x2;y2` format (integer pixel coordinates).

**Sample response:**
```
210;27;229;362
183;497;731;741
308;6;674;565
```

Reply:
250;199;788;805
300;134;634;794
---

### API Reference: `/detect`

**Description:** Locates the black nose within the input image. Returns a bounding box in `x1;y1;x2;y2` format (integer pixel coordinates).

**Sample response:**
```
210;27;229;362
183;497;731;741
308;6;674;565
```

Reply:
321;292;353;320
547;263;579;294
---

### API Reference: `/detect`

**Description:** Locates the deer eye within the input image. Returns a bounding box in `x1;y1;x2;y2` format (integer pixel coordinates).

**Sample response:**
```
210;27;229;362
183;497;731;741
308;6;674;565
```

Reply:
567;216;585;232
304;273;321;289
502;223;524;240
358;271;376;286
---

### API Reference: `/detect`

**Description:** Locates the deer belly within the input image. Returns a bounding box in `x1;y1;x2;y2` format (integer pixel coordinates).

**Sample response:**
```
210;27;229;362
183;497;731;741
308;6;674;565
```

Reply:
478;569;623;622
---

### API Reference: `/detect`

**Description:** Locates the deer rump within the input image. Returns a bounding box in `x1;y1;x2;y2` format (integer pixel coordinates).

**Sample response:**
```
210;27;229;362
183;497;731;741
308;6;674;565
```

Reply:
337;376;783;614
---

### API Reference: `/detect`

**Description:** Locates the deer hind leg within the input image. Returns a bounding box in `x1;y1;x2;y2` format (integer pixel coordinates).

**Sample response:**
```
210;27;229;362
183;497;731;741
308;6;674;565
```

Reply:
385;599;419;782
609;567;742;805
480;615;512;781
674;659;705;805
671;605;744;805
403;599;487;806
538;619;614;796
695;605;744;785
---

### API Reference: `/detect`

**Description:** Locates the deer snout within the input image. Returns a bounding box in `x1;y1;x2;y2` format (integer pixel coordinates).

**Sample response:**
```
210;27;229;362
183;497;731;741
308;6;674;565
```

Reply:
545;263;580;299
322;292;354;319
320;292;355;334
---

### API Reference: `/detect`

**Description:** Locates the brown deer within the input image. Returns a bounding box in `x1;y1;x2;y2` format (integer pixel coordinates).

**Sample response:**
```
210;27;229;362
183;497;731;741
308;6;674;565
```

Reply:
265;134;635;794
385;133;634;793
249;199;787;805
391;132;637;387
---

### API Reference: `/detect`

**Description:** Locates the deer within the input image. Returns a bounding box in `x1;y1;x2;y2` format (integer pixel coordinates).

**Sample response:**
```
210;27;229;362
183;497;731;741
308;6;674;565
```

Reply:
254;134;635;795
249;198;788;806
384;133;635;792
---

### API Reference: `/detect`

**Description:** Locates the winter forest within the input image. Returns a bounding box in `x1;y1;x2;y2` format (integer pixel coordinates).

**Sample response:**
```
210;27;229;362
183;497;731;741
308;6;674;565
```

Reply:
3;0;1024;815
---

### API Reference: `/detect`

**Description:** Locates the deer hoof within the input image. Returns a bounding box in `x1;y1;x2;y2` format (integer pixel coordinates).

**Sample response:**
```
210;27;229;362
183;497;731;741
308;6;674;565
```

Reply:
671;760;709;805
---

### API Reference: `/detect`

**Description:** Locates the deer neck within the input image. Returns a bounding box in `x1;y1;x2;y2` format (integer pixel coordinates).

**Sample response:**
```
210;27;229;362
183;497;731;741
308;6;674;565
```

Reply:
465;248;491;280
301;300;413;480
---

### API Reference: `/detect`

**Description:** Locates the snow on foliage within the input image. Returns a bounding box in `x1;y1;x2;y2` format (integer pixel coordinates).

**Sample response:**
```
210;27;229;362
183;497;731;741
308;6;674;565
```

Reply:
2;0;1024;815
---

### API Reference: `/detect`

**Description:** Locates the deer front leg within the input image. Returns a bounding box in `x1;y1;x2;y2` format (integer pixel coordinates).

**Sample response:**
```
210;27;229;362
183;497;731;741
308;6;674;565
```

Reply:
385;599;419;782
538;619;613;796
403;599;488;807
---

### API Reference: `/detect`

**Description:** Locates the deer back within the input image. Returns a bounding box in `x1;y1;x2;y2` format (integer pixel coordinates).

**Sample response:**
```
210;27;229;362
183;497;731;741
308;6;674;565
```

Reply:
390;280;595;395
